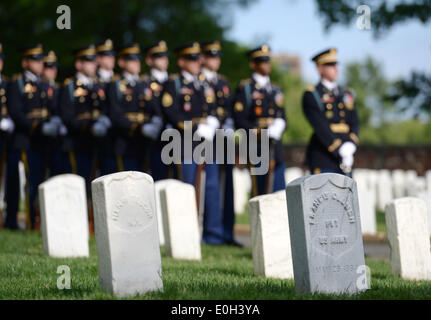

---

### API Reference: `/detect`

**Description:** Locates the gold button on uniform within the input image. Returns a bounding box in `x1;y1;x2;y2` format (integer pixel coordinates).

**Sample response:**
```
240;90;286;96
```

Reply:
256;99;262;106
126;95;132;102
326;103;333;110
340;111;346;117
79;96;85;103
184;95;191;101
338;103;344;109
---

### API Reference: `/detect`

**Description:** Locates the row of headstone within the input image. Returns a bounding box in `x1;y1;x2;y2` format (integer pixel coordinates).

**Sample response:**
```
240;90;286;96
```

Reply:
39;172;204;297
247;173;431;295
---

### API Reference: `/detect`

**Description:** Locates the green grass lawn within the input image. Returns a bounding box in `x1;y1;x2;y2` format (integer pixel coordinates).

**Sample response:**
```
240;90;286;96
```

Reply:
1;230;430;300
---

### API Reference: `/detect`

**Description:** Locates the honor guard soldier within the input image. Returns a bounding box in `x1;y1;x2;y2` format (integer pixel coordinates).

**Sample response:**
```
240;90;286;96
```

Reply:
200;40;240;246
161;42;225;245
233;45;287;196
143;40;171;181
59;45;111;190
96;39;116;85
8;44;63;229
0;44;17;229
106;43;163;172
302;48;359;176
42;50;68;177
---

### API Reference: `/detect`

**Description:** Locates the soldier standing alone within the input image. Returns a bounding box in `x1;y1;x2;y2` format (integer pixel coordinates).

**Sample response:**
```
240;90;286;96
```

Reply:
302;48;359;176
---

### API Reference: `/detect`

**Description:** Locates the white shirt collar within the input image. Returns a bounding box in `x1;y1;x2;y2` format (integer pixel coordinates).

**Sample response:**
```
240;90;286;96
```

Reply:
76;72;94;86
201;68;217;83
252;72;271;91
150;68;168;83
123;71;139;86
181;70;196;83
321;79;337;91
24;70;40;83
98;68;113;83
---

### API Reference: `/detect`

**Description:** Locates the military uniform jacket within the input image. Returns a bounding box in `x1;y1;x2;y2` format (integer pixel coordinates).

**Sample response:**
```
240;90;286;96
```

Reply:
107;75;160;158
201;73;233;125
59;76;108;154
161;73;219;150
302;81;359;171
0;75;9;150
232;77;287;164
8;73;52;151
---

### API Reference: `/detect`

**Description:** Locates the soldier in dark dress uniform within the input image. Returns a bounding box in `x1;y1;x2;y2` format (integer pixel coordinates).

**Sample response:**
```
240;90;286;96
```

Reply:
143;41;171;180
42;50;68;177
302;48;359;176
161;42;225;245
59;45;111;191
8;44;63;229
95;39;116;176
106;43;163;172
232;45;287;196
0;43;17;229
200;40;240;246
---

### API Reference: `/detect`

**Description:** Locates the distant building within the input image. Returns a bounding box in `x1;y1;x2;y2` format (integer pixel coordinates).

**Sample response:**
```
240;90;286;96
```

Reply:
273;54;301;77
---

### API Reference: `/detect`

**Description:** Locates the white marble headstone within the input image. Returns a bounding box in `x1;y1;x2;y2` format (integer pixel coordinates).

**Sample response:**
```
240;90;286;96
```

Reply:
392;169;406;199
284;167;303;185
39;174;89;258
249;191;293;279
377;170;393;212
385;197;431;280
92;171;163;297
159;180;201;260
286;173;368;294
353;170;377;235
233;168;251;215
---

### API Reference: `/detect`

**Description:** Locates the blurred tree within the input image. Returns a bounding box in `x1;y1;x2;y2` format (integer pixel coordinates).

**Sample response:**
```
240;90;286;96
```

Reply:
315;0;431;36
315;0;431;122
344;57;391;127
0;0;256;79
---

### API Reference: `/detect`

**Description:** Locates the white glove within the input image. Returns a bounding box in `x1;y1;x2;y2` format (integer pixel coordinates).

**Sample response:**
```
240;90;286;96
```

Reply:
150;116;163;133
342;154;354;168
268;118;286;140
92;121;107;137
0;117;15;133
339;142;357;158
50;116;62;126
97;115;112;129
42;121;58;137
59;124;68;136
142;123;160;140
222;117;235;131
206;115;220;130
196;123;216;141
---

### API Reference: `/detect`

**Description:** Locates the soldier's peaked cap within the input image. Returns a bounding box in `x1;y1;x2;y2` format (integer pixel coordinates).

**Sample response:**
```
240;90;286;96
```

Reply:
22;44;44;60
312;48;338;65
118;43;141;60
44;50;58;68
248;45;271;62
96;39;115;56
175;42;201;60
74;44;97;61
144;41;169;57
201;40;222;57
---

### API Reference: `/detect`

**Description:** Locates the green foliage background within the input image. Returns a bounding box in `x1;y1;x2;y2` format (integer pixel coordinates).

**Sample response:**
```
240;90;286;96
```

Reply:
0;0;429;145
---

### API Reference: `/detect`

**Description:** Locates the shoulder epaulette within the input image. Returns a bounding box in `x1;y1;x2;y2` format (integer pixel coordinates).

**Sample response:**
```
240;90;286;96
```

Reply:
305;85;315;92
239;78;252;87
169;73;179;81
64;77;72;85
12;73;22;81
111;74;120;82
2;75;9;81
